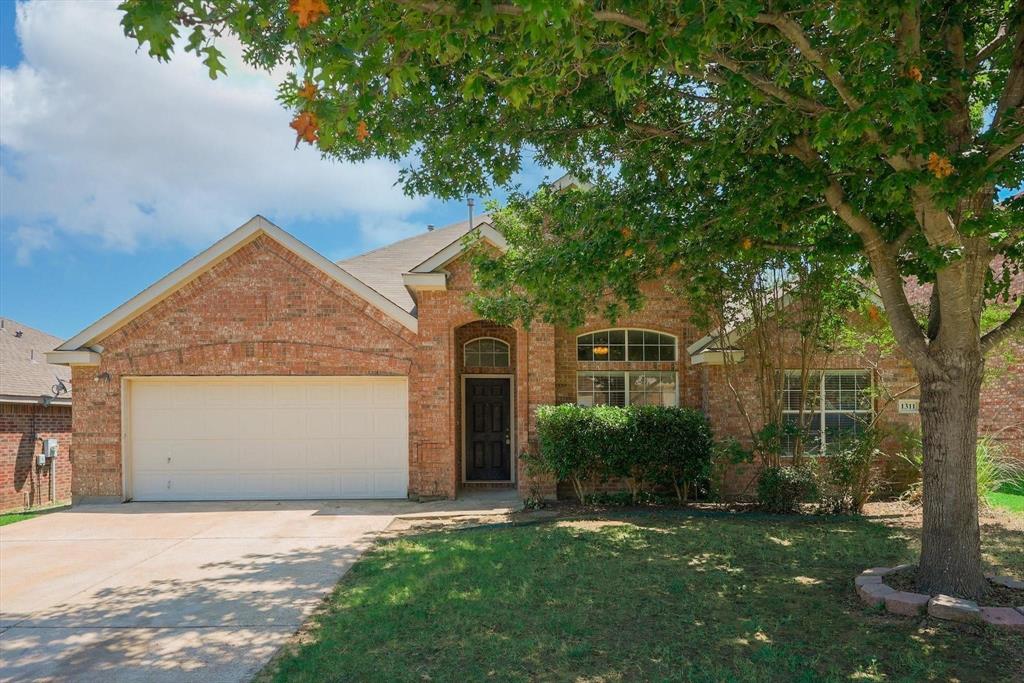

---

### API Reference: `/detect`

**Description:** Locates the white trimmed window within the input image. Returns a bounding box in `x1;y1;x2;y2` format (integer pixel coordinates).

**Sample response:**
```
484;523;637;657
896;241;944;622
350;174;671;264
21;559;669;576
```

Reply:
781;370;873;454
464;338;510;367
577;371;678;407
577;329;676;362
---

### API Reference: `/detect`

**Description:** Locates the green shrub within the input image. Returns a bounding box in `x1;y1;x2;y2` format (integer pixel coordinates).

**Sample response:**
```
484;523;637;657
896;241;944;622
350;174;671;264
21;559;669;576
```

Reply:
533;404;627;501
757;465;818;513
631;405;714;502
815;429;881;514
897;434;1024;507
533;404;713;502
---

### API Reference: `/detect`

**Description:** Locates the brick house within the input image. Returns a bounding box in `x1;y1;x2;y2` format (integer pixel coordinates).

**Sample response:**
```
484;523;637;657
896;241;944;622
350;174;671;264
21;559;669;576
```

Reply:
1;319;72;512
47;213;1022;503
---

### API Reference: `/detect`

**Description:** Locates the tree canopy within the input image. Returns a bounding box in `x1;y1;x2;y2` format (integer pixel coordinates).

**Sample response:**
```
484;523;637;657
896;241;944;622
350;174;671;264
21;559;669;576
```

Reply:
121;0;1023;598
122;0;1021;354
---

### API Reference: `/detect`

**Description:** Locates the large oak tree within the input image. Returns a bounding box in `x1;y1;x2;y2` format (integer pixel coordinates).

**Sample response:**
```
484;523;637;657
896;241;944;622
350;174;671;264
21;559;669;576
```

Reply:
121;0;1023;598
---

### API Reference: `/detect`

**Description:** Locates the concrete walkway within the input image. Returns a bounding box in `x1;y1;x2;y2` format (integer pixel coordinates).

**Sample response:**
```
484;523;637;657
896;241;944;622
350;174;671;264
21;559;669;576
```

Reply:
0;493;518;682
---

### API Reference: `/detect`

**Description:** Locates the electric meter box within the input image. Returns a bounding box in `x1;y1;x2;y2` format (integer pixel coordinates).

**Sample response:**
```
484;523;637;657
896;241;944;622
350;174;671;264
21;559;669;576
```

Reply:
38;438;59;466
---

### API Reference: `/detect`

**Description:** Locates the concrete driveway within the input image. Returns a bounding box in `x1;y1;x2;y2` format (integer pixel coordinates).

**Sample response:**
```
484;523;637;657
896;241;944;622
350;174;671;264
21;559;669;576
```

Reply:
0;495;516;682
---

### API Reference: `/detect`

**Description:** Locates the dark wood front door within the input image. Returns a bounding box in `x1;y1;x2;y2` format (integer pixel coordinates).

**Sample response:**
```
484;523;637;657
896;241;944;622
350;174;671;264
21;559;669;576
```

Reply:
464;377;512;481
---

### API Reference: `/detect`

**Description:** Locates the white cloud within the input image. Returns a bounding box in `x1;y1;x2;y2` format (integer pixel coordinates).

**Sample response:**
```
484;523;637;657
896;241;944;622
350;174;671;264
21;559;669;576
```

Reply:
0;0;429;263
9;224;53;265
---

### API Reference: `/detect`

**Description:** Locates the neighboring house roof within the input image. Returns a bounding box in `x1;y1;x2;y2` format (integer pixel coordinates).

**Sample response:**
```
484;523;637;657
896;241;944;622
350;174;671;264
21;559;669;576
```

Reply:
337;215;493;314
0;318;72;404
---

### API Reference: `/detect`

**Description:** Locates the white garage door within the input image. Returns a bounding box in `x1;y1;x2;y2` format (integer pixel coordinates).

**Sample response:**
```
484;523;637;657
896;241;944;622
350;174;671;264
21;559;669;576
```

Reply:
128;377;408;501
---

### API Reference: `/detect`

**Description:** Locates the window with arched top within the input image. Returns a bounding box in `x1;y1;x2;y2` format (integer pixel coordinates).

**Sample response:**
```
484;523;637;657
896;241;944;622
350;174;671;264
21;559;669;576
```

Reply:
576;329;677;362
464;338;510;367
575;329;679;407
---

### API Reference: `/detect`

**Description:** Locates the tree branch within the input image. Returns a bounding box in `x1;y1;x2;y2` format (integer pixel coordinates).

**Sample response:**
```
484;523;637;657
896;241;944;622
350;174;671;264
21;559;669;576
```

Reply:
983;128;1024;172
712;52;831;114
981;296;1024;352
970;24;1010;71
623;120;693;140
993;10;1024;129
890;224;919;255
995;224;1024;251
779;137;937;372
754;13;862;110
895;4;921;70
397;1;652;34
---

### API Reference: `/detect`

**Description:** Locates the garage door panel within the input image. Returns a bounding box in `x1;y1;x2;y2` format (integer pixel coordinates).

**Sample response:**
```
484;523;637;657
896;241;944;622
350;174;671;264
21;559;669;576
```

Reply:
306;383;340;405
372;409;407;436
272;383;306;408
337;381;372;406
131;410;174;440
306;409;340;438
130;378;408;500
373;380;406;405
202;410;241;439
372;439;407;468
236;382;273;407
338;410;374;438
373;471;407;498
339;472;371;498
237;409;275;438
307;472;342;498
306;442;342;468
271;409;306;437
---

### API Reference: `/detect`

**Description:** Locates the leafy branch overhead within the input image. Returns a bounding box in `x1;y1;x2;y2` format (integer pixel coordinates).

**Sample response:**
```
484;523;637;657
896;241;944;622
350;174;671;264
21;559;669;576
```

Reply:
118;0;1023;600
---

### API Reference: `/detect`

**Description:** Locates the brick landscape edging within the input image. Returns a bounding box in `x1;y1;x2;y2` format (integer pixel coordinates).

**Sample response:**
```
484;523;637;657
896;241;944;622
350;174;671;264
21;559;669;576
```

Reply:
856;566;1024;632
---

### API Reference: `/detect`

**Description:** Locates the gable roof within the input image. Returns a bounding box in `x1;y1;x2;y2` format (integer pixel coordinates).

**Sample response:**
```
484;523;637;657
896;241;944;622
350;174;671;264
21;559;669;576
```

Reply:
337;215;496;314
0;318;72;404
51;216;419;361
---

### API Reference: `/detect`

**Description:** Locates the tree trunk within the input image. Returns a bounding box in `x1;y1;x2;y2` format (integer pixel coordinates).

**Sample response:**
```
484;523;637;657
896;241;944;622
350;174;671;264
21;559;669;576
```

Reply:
916;350;987;599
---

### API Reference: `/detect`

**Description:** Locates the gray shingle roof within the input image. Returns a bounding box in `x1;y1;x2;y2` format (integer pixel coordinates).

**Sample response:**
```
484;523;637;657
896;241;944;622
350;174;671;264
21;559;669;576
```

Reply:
0;318;72;403
337;215;490;314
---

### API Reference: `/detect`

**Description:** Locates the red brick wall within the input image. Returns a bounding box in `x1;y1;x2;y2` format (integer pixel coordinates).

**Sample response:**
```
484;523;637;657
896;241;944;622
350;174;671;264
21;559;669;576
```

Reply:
979;340;1024;460
1;403;72;512
409;256;553;498
66;231;1022;503
72;235;417;500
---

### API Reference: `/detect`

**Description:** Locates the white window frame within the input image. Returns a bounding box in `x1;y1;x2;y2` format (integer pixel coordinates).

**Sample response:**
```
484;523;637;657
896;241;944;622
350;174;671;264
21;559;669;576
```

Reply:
576;370;679;407
576;328;678;363
463;337;511;368
781;369;874;455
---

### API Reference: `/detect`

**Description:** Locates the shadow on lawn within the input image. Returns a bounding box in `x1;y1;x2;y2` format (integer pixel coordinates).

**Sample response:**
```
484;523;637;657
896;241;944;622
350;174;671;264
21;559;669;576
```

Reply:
264;512;1021;683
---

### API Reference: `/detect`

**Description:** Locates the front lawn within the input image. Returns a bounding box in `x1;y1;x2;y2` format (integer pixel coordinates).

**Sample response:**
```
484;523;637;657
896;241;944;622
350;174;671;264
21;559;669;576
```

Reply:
262;510;1021;682
988;482;1024;514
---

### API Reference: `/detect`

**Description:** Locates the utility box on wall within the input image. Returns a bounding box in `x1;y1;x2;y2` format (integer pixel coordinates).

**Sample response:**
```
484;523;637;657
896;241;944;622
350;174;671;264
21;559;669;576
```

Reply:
38;438;59;467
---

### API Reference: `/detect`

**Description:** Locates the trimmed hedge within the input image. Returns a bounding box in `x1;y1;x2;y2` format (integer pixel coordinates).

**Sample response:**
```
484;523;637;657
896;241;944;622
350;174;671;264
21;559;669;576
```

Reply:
533;404;713;502
756;465;819;513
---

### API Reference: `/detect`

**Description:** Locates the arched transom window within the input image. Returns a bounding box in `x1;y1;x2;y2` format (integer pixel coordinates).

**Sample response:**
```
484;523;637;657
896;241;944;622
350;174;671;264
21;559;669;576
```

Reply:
576;329;677;362
464;338;510;367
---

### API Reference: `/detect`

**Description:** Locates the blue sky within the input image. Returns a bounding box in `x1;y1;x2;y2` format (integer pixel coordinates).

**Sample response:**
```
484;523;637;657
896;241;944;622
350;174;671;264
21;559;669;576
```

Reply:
0;1;555;339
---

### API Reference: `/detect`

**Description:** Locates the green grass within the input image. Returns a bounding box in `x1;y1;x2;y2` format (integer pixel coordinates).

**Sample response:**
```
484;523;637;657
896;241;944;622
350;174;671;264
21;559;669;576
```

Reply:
262;511;1022;683
0;511;39;527
988;481;1024;514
